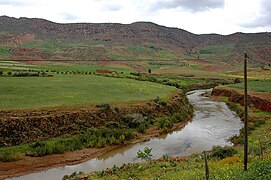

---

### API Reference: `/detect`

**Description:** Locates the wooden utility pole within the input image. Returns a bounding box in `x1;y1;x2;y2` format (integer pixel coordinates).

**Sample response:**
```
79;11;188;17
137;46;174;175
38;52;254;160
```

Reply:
204;151;209;180
244;52;248;171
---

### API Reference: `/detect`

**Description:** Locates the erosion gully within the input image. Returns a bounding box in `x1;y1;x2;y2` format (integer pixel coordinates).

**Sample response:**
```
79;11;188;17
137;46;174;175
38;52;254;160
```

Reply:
12;89;243;180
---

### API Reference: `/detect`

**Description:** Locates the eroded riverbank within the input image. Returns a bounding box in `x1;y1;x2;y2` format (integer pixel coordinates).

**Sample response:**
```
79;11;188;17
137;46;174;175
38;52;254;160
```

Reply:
9;89;243;180
0;90;192;180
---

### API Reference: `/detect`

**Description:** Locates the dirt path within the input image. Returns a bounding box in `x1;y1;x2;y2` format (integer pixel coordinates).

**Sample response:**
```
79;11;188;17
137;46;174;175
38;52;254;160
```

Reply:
0;120;189;180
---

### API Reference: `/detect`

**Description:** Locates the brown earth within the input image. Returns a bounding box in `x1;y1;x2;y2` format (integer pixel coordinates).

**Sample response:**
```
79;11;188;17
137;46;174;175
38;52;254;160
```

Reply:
211;86;271;112
0;90;192;146
0;114;190;180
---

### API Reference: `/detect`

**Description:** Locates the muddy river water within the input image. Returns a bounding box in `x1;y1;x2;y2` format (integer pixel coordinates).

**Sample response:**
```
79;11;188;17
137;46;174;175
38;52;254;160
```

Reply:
13;89;243;180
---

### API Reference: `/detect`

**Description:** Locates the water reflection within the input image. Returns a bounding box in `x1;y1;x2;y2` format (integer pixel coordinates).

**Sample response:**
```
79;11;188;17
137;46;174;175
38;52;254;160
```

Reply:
13;89;243;180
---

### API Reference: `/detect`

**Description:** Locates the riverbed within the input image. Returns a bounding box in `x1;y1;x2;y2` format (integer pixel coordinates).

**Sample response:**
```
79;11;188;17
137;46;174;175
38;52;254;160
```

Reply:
13;89;243;180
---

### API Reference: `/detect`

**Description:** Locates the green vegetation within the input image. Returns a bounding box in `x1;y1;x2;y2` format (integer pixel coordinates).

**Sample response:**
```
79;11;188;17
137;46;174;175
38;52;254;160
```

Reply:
229;80;271;93
0;46;12;56
209;146;238;159
66;87;271;180
107;45;178;60
196;44;235;63
25;127;134;157
0;75;176;110
22;40;57;53
137;147;153;162
0;110;191;161
0;151;21;162
156;113;187;131
68;153;271;179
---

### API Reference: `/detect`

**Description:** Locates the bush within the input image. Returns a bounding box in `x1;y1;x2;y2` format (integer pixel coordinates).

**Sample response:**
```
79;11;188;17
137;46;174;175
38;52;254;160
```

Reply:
157;117;173;130
0;70;3;75
137;147;152;162
29;141;47;149
121;113;146;128
52;142;65;154
171;113;187;123
137;123;148;133
0;151;21;162
154;97;167;106
210;146;238;159
95;104;111;110
28;143;52;157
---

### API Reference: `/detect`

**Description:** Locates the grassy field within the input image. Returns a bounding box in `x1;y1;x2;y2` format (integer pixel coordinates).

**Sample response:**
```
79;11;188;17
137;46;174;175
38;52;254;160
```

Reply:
0;75;176;110
229;80;271;93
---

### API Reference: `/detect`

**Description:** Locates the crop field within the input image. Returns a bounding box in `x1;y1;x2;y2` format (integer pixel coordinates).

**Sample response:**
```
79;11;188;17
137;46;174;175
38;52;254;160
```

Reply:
229;80;271;93
0;74;176;110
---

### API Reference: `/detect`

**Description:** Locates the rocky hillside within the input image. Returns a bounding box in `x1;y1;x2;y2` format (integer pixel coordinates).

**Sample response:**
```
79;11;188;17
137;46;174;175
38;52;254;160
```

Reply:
0;16;270;65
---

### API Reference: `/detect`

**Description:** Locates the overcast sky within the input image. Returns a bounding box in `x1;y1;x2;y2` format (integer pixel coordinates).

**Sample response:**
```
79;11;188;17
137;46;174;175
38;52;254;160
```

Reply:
0;0;270;35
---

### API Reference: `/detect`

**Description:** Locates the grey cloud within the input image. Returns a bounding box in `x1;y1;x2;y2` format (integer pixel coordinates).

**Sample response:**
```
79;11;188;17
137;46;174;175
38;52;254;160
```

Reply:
151;0;225;12
242;0;271;28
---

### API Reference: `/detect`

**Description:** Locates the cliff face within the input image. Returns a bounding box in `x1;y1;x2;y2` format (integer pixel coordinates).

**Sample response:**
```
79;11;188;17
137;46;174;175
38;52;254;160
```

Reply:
211;87;271;112
1;16;271;64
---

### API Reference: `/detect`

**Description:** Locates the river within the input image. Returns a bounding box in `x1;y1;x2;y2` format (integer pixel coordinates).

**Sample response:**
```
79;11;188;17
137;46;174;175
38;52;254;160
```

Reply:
13;89;243;180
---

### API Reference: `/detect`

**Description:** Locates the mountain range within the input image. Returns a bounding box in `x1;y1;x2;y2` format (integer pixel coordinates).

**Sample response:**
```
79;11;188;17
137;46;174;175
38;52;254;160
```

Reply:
0;16;270;65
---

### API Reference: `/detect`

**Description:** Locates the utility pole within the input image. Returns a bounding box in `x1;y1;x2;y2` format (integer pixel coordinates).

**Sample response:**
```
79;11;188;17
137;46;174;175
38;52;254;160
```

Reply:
244;51;248;171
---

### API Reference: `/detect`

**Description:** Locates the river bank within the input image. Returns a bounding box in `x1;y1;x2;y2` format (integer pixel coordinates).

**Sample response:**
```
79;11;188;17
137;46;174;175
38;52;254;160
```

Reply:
9;89;244;180
0;120;189;180
0;90;193;179
65;88;271;180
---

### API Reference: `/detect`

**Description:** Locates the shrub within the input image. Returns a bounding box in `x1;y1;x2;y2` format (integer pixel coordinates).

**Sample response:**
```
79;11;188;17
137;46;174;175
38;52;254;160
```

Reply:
137;123;148;133
154;97;167;106
171;113;187;123
28;144;52;157
0;151;21;162
52;142;65;154
123;129;134;140
29;141;47;149
210;146;238;159
137;147;152;162
121;113;146;128
130;72;141;76
157;117;173;130
95;104;111;110
96;137;107;148
105;121;121;128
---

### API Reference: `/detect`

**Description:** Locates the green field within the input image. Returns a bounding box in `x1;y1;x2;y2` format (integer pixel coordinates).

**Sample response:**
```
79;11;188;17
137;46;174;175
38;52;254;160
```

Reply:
229;80;271;92
0;75;176;110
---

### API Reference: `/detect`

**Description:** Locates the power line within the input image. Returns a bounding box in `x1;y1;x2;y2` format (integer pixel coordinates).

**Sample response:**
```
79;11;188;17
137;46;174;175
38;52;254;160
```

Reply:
0;59;179;62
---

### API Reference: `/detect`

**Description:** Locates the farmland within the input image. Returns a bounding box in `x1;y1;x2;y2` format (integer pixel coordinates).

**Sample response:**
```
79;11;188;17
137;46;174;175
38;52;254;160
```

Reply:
0;16;271;180
0;75;176;110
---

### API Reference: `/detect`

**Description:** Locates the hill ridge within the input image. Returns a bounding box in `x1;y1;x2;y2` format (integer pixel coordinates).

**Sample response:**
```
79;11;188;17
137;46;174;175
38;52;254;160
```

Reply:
0;16;270;64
